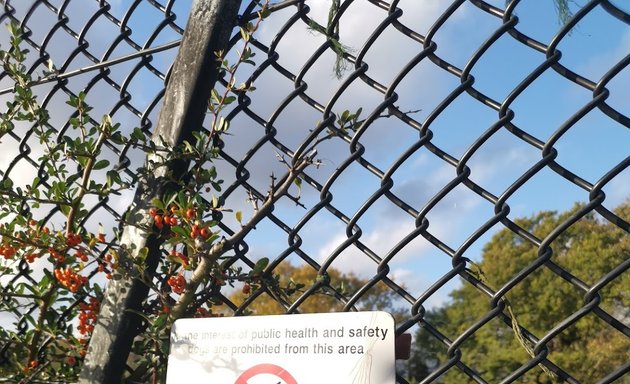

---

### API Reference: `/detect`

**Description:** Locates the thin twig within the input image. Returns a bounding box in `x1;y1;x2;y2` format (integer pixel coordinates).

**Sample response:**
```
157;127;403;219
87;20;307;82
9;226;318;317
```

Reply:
65;124;108;235
169;152;316;321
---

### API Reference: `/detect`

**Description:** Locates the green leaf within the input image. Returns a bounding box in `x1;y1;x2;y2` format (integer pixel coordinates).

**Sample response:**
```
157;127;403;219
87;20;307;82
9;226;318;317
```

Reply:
353;107;363;125
59;204;71;217
239;27;250;42
235;210;242;223
68;116;80;127
182;139;195;154
170;226;188;238
110;131;126;145
131;127;146;141
2;178;13;190
66;174;81;188
106;170;122;188
165;193;177;208
177;190;187;208
151;198;164;210
153;313;168;329
259;6;271;19
93;283;103;297
217;116;230;131
66;95;78;108
23;314;37;327
37;274;50;292
93;159;110;170
211;89;221;104
252;257;269;275
136;247;149;265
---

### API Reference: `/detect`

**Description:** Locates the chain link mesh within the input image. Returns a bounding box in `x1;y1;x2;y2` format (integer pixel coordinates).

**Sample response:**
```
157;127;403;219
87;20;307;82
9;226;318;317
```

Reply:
0;0;186;376
1;0;629;383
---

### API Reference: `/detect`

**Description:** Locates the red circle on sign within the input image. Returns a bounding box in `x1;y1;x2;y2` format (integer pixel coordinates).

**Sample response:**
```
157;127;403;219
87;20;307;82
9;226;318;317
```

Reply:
234;363;297;384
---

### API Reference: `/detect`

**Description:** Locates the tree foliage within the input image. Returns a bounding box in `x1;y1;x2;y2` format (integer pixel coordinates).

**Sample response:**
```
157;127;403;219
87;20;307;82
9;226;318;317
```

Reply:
229;261;404;316
409;201;629;383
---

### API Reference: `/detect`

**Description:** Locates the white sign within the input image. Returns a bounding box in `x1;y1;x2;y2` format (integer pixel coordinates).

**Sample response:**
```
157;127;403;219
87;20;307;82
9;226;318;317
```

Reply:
165;311;395;383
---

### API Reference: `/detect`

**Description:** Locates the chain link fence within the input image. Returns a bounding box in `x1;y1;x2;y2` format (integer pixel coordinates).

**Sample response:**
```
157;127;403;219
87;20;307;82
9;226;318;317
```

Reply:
0;0;186;372
1;0;629;383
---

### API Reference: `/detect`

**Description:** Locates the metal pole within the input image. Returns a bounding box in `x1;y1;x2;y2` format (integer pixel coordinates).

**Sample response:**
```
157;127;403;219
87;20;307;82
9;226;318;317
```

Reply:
78;0;242;382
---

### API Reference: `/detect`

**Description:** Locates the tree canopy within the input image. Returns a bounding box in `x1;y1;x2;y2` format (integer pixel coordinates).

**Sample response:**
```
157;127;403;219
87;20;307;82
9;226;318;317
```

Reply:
409;201;629;383
228;261;404;316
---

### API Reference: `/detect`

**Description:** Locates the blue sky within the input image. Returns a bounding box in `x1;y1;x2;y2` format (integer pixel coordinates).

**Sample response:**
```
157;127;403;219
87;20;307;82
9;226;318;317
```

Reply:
224;0;630;308
1;0;628;315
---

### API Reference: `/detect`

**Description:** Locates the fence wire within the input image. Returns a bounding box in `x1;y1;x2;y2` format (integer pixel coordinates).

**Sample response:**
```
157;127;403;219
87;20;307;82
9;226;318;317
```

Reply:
1;0;629;383
0;0;186;378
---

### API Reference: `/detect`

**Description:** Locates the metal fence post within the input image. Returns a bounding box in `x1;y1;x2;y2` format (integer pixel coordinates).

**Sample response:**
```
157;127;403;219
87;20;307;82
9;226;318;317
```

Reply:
78;0;242;382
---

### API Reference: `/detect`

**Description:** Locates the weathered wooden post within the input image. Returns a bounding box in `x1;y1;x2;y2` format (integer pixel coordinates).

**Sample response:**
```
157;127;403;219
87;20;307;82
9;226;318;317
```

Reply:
78;1;241;382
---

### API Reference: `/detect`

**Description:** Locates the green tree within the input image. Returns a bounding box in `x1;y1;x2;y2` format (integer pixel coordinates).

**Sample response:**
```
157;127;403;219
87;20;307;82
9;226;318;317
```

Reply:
408;200;629;383
229;261;405;316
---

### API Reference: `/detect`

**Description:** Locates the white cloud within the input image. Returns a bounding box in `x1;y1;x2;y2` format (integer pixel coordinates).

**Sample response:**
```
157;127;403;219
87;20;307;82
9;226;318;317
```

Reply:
304;119;545;301
313;219;434;278
217;0;477;226
603;167;630;210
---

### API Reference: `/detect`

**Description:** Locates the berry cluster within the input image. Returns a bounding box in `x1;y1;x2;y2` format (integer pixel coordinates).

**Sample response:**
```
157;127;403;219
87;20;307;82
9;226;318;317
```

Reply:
24;252;38;263
0;220;47;261
167;274;186;294
189;223;210;239
75;248;89;262
0;244;16;259
149;205;212;239
194;307;211;317
49;248;65;263
65;355;77;366
1;222;102;267
22;359;38;373
149;207;183;230
77;297;100;337
194;306;225;318
65;232;82;247
97;253;116;280
54;267;88;293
